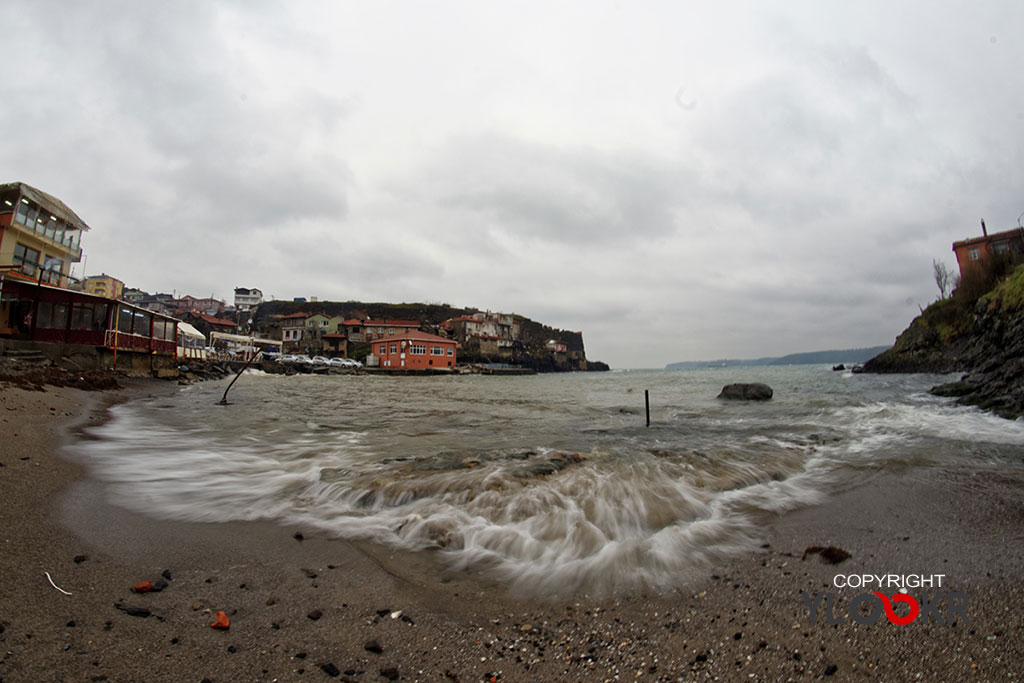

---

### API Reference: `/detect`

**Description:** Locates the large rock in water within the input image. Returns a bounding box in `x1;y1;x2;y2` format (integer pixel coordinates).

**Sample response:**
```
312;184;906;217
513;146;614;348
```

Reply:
717;383;773;401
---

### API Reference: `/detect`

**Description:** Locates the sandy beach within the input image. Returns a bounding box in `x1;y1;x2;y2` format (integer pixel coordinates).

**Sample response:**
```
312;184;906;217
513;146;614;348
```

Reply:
1;379;1023;682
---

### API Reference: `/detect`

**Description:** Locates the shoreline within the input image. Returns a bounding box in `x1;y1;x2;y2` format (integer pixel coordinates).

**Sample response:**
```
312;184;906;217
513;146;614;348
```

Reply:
1;380;1022;681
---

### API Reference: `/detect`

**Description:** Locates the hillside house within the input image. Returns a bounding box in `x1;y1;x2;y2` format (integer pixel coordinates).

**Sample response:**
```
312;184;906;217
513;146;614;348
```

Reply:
363;319;419;341
280;312;309;352
953;225;1024;278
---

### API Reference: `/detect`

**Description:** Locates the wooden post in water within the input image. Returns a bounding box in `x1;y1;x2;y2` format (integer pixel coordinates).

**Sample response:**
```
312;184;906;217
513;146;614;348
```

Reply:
645;389;650;427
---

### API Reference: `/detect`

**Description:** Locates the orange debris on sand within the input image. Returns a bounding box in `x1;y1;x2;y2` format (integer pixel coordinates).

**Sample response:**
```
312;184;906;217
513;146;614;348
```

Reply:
133;581;154;593
210;610;230;629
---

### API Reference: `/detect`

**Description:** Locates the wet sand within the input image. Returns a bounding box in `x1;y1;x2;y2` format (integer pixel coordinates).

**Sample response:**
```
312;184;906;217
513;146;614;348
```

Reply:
1;380;1023;682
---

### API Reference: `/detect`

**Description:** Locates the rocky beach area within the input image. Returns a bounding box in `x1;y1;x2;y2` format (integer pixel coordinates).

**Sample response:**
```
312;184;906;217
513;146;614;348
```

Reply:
1;373;1023;682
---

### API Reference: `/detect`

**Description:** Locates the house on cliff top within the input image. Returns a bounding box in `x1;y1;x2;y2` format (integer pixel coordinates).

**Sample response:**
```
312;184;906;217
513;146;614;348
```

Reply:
953;222;1024;278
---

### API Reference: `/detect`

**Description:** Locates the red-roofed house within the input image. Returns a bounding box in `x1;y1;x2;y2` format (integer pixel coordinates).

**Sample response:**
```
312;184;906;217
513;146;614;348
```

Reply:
372;330;457;370
181;311;236;341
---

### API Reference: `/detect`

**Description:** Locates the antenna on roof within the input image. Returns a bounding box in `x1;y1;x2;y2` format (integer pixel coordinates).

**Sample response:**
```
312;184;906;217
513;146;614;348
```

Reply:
1018;210;1024;229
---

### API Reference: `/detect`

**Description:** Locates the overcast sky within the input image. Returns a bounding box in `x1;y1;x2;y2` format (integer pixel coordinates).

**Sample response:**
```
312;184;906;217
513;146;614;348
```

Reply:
4;1;1022;368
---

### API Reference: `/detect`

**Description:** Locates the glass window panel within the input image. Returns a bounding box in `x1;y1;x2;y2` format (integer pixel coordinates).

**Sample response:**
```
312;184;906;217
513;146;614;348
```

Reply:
37;302;53;328
71;304;91;329
133;311;151;336
117;306;133;333
52;303;68;329
15;200;29;225
93;304;108;330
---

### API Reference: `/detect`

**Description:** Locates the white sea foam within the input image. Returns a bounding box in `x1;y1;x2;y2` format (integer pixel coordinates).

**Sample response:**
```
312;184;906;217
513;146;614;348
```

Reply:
68;367;1024;595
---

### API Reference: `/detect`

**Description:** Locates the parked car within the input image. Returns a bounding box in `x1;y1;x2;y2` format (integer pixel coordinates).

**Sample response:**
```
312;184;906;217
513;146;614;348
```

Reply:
292;355;314;365
328;358;348;368
312;356;331;365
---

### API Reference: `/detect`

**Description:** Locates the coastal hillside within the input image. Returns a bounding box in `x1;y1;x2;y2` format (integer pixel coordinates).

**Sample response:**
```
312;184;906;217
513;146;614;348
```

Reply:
863;263;1024;418
250;299;609;372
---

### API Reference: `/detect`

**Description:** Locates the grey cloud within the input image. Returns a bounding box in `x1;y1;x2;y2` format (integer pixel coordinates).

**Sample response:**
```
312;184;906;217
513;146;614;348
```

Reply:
421;134;692;245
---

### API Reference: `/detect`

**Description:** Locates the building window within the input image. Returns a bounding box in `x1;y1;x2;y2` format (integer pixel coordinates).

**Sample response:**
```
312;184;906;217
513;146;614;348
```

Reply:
15;199;30;226
447;347;454;356
968;247;981;260
13;243;39;276
379;344;387;355
430;346;445;355
389;344;397;354
993;241;1010;255
410;344;426;355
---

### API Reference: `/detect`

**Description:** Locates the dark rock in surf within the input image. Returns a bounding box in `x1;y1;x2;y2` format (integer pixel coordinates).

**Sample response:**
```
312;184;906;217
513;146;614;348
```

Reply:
930;380;978;397
717;383;773;401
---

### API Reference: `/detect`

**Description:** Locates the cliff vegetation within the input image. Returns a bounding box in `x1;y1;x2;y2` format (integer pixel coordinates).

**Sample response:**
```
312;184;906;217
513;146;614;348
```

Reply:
863;258;1024;418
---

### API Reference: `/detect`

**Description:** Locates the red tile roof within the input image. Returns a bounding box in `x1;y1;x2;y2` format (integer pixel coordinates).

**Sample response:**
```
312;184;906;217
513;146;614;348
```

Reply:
196;313;236;327
373;330;456;344
280;312;310;319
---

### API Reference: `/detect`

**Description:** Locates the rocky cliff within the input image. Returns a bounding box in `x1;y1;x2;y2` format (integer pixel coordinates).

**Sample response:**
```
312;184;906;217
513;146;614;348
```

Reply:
863;264;1024;418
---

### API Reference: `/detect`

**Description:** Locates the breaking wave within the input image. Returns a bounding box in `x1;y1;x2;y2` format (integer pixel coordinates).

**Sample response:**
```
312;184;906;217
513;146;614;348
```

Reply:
69;367;1024;595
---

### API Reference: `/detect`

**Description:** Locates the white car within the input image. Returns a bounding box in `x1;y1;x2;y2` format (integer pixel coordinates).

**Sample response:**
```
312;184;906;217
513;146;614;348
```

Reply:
312;356;331;365
292;355;314;365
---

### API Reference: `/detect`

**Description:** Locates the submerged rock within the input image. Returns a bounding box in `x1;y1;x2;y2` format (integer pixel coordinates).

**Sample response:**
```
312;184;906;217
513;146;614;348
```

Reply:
717;383;773;401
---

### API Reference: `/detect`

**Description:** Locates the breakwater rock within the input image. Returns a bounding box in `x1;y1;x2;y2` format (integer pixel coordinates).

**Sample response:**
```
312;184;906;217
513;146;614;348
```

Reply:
717;383;773;401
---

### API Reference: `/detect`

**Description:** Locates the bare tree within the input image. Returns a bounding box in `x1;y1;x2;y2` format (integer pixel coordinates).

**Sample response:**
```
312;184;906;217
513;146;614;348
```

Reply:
933;259;953;300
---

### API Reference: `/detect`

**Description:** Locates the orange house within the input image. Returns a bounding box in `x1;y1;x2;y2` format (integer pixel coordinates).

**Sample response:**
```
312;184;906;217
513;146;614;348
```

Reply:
952;226;1024;278
374;330;457;370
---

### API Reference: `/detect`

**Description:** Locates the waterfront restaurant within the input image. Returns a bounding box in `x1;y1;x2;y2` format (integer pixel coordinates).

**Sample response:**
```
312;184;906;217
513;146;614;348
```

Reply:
0;277;178;370
374;330;457;370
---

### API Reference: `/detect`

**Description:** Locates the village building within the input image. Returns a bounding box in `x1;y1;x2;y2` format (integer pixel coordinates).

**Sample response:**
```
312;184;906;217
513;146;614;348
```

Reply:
952;224;1024;278
279;312;309;353
321;333;349;357
338;318;367;342
479;335;513;358
373;330;457;370
0;182;88;289
122;288;146;303
81;273;124;299
363;319;420;342
234;287;263;311
180;311;236;340
441;311;518;343
175;295;226;316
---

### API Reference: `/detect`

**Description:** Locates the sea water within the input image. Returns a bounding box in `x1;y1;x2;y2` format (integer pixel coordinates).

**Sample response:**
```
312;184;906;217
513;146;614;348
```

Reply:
69;367;1024;595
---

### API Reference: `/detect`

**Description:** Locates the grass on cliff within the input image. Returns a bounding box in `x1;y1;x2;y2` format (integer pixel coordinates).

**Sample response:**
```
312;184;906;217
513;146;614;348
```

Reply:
992;264;1024;311
911;262;1024;344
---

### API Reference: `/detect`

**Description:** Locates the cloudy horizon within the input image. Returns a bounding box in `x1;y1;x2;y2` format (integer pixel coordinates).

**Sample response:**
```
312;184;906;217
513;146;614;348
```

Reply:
3;1;1022;368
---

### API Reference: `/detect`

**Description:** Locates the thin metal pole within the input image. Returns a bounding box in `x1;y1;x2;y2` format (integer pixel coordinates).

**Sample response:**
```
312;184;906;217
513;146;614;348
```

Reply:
645;389;650;427
218;350;259;405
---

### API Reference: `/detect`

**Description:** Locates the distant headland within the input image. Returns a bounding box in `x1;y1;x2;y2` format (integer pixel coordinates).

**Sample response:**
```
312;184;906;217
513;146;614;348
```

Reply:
665;346;889;370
